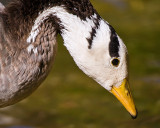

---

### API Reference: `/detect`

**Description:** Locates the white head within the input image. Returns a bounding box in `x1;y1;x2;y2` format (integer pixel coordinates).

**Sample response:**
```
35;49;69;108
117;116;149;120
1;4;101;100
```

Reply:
58;10;128;91
71;20;128;91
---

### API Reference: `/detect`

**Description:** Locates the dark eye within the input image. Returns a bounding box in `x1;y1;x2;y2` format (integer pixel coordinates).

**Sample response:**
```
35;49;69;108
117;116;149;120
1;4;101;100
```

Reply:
111;58;120;67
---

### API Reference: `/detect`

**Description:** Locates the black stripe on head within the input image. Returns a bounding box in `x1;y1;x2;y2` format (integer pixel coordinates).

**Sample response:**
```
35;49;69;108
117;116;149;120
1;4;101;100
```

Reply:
87;16;101;49
108;24;120;57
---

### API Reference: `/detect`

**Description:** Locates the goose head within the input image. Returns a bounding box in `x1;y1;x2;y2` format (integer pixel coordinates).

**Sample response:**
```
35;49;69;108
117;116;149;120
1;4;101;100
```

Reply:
63;19;137;118
78;30;136;117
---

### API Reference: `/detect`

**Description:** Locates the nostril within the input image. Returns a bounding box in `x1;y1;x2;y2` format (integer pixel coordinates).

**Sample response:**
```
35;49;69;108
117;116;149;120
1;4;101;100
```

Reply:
125;90;129;96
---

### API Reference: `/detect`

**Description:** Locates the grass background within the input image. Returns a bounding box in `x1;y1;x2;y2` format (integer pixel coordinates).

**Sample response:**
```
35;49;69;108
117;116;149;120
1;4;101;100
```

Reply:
0;0;160;127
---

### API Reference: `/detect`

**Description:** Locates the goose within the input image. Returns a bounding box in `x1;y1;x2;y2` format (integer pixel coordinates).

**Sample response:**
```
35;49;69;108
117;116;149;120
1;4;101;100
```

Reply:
0;0;137;118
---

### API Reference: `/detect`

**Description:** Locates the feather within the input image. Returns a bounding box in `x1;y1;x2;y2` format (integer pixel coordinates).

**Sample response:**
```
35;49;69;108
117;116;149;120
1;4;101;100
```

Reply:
0;2;5;13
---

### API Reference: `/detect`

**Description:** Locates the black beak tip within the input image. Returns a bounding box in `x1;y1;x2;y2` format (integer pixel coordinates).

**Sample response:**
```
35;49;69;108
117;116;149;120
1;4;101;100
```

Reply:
131;108;138;119
131;114;137;119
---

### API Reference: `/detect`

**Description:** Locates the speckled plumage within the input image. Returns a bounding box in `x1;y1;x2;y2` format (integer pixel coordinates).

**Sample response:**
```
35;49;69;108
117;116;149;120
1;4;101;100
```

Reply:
0;12;57;106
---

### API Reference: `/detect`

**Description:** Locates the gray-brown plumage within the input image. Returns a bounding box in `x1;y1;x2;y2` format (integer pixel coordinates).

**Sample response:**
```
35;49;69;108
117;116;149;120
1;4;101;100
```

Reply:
0;1;58;107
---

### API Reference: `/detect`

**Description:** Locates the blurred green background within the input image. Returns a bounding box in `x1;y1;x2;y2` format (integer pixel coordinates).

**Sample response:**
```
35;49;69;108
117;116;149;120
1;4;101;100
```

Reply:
0;0;160;128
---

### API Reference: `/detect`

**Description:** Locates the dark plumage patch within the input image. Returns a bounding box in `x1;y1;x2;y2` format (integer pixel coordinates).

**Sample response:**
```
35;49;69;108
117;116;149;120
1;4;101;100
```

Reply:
42;14;64;35
59;0;96;20
108;24;120;57
87;16;101;49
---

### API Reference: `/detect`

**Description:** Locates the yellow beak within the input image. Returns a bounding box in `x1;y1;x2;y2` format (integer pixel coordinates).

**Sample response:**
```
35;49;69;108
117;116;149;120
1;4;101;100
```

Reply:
110;79;137;119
